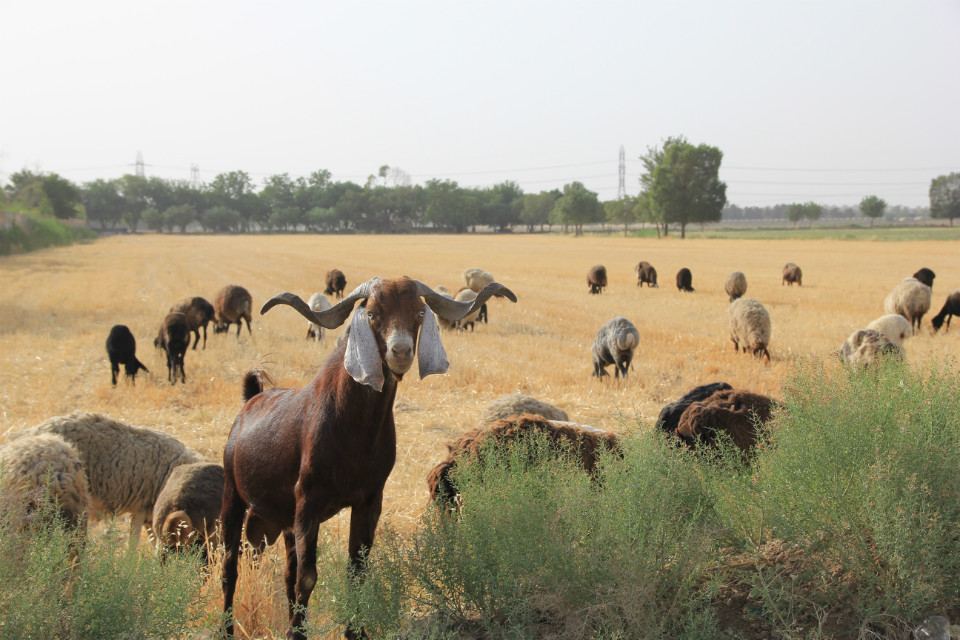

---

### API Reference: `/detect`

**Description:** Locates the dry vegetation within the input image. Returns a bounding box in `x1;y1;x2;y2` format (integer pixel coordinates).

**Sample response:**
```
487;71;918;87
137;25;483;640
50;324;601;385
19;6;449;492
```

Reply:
1;233;959;636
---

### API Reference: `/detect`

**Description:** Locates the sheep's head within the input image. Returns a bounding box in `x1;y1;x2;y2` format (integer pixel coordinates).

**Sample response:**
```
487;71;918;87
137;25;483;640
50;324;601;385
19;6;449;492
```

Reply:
261;276;516;391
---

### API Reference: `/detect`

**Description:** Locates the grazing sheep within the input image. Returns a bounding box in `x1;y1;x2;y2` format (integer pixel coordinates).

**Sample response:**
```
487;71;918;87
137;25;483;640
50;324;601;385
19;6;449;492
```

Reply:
304;292;333;344
866;314;913;348
11;411;201;547
170;296;216;350
156;312;190;384
587;264;607;294
153;462;224;556
0;433;89;532
220;277;516;640
453;287;480;332
932;289;960;333
676;268;694;292
728;297;771;360
675;389;774;453
782;263;802;287
106;324;148;386
655;382;734;436
725;271;747;302
883;277;932;333
426;413;621;509
913;267;936;288
324;269;347;299
463;268;494;323
839;328;904;367
592;316;640;379
635;261;658;288
213;285;253;338
480;394;569;424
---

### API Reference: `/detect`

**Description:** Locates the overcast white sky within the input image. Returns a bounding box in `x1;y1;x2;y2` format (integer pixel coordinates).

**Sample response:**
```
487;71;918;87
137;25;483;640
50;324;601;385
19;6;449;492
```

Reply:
2;1;958;208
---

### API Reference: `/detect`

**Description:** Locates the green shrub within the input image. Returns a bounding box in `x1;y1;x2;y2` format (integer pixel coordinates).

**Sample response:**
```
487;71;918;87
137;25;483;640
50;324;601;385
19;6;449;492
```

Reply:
0;214;95;256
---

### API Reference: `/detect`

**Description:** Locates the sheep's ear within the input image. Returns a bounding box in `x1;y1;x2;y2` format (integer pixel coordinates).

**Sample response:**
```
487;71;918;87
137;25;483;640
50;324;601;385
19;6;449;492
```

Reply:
344;305;385;392
418;306;449;379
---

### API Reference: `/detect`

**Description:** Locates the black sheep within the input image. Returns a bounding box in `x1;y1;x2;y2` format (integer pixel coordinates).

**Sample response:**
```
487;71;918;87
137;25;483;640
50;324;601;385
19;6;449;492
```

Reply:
106;325;148;386
156;312;190;384
932;289;960;332
676;267;694;292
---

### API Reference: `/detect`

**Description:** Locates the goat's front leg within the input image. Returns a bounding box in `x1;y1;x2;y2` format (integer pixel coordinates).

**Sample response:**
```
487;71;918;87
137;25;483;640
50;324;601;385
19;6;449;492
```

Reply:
288;514;321;640
343;493;384;640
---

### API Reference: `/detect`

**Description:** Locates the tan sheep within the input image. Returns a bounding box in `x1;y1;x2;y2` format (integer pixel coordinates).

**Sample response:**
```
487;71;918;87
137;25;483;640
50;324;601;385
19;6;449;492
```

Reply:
728;297;771;360
480;394;569;424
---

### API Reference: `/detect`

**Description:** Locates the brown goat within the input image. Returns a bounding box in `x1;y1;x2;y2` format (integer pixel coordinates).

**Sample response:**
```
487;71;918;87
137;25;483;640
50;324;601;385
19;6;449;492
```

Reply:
782;263;802;286
587;264;607;294
324;268;347;299
213;285;252;338
220;276;516;640
155;312;190;384
675;389;774;453
170;296;215;349
426;413;621;509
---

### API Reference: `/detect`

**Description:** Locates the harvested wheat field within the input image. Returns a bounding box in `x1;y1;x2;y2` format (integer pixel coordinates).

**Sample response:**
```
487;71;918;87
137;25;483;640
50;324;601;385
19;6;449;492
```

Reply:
1;233;958;634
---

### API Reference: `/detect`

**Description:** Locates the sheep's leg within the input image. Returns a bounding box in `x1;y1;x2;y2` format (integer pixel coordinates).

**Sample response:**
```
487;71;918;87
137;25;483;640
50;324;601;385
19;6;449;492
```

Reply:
201;325;207;349
191;329;200;350
128;513;144;548
220;484;247;638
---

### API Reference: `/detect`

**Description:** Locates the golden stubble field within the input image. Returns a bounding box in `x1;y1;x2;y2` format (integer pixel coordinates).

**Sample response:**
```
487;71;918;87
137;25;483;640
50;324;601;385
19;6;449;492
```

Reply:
1;233;958;632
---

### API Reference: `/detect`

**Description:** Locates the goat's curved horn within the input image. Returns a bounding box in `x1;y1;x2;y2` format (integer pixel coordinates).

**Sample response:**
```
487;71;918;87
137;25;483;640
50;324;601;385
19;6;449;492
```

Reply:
411;279;517;322
261;279;381;329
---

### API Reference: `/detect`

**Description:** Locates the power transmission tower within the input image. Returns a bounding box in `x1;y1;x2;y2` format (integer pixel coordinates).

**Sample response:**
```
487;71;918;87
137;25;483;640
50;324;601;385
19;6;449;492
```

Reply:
190;164;200;189
135;151;145;178
617;145;626;200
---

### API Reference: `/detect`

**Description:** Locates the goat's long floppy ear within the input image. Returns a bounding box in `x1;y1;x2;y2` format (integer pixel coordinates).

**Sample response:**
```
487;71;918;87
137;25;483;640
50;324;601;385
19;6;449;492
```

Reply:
344;304;385;391
260;278;380;329
410;279;517;322
417;306;449;379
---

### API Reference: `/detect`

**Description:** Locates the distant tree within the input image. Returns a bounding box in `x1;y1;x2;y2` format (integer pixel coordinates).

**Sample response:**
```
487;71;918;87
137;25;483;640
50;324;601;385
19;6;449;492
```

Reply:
269;206;302;231
162;204;197;233
142;208;163;232
424;179;477;233
478;181;523;231
209;171;260;230
930;172;960;227
803;201;823;225
260;173;298;216
640;137;726;238
304;206;337;232
604;196;637;236
785;201;822;228
785;203;806;229
553;181;602;236
859;195;887;227
201;206;241;233
632;192;659;238
520;191;558;232
82;178;124;229
40;173;81;219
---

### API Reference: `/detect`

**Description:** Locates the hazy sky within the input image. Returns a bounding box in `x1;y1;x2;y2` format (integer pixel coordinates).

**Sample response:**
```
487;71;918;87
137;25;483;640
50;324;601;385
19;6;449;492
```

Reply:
2;1;958;208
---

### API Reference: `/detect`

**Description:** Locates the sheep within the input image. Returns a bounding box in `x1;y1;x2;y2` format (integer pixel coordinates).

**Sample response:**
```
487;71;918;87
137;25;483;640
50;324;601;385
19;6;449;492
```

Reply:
220;276;516;640
0;433;89;532
724;271;747;302
913;267;936;288
480;394;569;424
324;268;347;299
304;292;333;343
213;284;253;338
675;389;774;453
425;413;621;509
156;312;190;384
728;297;771;360
866;314;913;348
170;296;215;350
883;277;932;333
587;264;607;294
676;267;694;292
152;462;224;557
635;261;658;288
453;287;480;332
106;324;148;386
463;268;494;323
591;316;639;379
932;289;960;332
839;328;904;367
10;411;201;547
782;263;802;286
655;382;733;436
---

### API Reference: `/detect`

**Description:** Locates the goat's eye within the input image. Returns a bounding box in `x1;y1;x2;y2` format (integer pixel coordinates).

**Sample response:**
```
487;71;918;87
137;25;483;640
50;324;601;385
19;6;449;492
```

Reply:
418;311;425;318
367;312;374;322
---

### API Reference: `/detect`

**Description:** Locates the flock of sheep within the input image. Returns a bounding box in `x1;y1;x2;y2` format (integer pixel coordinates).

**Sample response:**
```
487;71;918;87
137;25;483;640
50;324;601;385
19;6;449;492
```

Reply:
3;253;960;639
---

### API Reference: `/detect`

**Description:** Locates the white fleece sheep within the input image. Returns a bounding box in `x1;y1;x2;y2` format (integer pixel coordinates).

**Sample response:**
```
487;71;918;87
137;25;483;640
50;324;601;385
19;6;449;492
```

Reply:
725;271;747;302
0;433;89;532
728;297;771;360
866;314;913;348
839;328;904;367
463;268;494;293
305;292;333;344
11;411;201;547
883;277;932;333
480;394;569;424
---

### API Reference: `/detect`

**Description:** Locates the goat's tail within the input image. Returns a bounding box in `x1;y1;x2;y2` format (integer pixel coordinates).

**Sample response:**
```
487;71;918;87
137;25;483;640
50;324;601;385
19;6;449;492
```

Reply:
242;368;275;402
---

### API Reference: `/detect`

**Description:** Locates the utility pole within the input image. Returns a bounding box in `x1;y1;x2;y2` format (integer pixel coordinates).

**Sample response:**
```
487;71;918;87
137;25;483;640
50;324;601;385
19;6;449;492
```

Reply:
135;151;145;178
617;145;626;200
190;164;200;189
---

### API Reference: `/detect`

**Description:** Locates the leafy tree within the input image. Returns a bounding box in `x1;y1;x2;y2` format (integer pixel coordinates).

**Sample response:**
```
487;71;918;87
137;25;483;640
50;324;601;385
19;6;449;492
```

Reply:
785;201;822;228
604;196;637;235
209;171;261;231
40;173;81;219
552;181;602;236
304;207;337;232
269;206;302;231
201;206;241;233
640;137;726;238
803;201;823;225
162;205;197;233
520;191;558;232
930;172;960;227
859;195;887;227
82;179;125;229
142;208;164;232
260;173;298;216
424;179;477;233
478;181;523;231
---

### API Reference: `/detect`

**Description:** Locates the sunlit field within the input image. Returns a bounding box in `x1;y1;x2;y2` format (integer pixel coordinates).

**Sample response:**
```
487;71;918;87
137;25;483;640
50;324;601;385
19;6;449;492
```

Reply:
1;232;959;636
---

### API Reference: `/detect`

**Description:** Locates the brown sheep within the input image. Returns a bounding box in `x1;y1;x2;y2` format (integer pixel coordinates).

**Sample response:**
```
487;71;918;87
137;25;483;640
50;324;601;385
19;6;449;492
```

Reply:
636;261;658;288
587;264;607;294
156;312;190;384
426;413;621;509
170;296;216;349
675;267;693;292
932;289;960;333
213;285;253;338
675;389;774;453
782;263;802;287
324;269;347;299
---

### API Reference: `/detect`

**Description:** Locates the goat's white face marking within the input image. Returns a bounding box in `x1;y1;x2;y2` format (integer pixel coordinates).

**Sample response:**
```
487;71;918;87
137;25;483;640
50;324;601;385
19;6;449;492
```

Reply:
385;329;415;375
